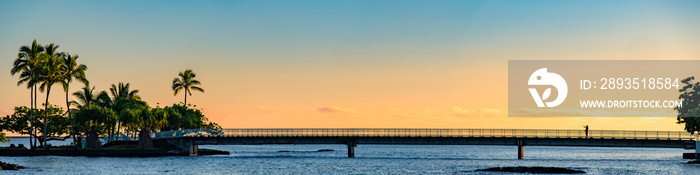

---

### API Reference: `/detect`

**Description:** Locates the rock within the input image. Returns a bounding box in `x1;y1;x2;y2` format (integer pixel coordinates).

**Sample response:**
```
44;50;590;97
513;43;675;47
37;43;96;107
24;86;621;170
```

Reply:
0;161;28;171
476;166;585;174
9;144;15;148
197;149;230;156
17;144;26;149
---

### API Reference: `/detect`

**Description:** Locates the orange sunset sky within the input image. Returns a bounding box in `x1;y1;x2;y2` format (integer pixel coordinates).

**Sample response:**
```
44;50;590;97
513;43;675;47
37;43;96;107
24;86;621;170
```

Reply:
1;1;699;135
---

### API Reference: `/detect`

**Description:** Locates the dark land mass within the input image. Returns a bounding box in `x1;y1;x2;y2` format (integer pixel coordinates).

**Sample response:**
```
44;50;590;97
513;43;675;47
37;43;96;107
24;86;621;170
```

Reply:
475;166;586;174
0;148;180;157
198;148;230;156
0;140;229;157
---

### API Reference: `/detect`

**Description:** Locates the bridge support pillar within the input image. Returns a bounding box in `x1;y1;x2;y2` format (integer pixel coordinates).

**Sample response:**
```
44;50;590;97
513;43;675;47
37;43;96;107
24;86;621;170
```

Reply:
347;144;355;158
695;141;700;160
165;138;198;156
517;139;524;159
189;144;199;156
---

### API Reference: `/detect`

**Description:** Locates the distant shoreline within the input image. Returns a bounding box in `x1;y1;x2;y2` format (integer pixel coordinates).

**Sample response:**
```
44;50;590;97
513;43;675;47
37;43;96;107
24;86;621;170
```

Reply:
0;148;228;157
4;136;30;138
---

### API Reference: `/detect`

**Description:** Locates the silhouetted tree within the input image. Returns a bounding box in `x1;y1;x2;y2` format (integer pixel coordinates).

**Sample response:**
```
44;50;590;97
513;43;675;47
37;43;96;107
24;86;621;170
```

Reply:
73;105;117;148
172;69;204;107
676;76;700;134
121;105;167;148
72;84;99;108
98;83;142;139
11;39;44;149
37;43;63;149
0;105;69;147
162;103;220;131
60;53;88;147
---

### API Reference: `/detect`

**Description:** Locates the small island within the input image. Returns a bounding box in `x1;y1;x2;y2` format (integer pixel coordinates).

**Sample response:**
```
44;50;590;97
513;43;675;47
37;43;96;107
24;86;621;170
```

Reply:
0;40;228;164
0;141;229;157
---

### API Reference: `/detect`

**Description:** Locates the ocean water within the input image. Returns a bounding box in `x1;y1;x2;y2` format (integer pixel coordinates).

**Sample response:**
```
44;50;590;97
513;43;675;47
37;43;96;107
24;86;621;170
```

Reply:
1;138;700;174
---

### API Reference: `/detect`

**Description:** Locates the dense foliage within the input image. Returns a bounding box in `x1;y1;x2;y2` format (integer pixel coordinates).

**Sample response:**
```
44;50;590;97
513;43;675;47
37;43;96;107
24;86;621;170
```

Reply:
120;105;167;148
0;105;69;146
73;105;118;148
8;40;218;149
676;77;700;134
162;103;220;131
0;133;9;143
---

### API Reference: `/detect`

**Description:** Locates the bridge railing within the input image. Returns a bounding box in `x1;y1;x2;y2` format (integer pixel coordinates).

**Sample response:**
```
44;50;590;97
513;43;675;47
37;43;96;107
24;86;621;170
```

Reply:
151;128;695;140
152;129;224;139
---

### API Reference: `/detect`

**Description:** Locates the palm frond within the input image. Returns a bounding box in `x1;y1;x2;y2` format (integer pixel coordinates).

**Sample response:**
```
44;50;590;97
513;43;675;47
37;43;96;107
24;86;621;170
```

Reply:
172;69;204;103
173;87;183;96
190;86;204;93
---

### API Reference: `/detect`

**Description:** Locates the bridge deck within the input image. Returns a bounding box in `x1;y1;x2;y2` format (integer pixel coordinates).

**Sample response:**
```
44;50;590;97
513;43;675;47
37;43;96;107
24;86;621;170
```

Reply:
153;128;695;141
148;129;697;157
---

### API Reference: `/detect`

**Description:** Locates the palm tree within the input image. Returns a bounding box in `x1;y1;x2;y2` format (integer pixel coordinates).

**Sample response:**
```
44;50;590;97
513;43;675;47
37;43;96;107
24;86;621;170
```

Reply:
72;84;99;108
105;83;140;112
60;53;88;146
172;69;204;107
99;83;140;140
110;83;140;101
11;39;44;149
121;105;167;148
38;43;63;149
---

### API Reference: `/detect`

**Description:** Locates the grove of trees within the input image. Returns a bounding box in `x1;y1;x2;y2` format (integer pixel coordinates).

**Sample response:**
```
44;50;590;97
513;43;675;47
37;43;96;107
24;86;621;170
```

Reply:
1;40;219;149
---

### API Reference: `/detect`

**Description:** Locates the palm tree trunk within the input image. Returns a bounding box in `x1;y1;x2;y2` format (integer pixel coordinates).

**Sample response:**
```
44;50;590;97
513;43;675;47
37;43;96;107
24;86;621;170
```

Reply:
138;128;153;148
110;124;114;142
116;121;121;141
184;90;187;107
29;86;33;150
66;91;75;149
44;86;51;150
34;85;38;148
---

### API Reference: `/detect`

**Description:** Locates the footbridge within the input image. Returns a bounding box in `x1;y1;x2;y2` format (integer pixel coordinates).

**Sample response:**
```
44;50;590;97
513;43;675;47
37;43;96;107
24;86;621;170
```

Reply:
151;128;697;158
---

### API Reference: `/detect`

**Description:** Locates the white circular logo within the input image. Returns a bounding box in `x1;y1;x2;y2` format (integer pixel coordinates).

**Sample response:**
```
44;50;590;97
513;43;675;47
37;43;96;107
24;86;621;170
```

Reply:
528;68;568;107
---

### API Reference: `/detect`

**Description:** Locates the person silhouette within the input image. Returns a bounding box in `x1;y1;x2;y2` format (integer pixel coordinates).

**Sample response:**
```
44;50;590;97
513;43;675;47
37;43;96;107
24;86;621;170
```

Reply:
583;125;589;138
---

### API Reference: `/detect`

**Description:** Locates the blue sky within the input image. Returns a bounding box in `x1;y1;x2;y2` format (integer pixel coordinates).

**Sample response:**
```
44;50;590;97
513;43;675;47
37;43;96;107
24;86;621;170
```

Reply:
1;0;699;130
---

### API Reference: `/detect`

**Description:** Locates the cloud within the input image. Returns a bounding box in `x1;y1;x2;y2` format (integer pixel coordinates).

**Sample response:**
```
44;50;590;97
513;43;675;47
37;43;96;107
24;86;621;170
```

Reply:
452;106;471;115
318;106;357;114
451;107;503;118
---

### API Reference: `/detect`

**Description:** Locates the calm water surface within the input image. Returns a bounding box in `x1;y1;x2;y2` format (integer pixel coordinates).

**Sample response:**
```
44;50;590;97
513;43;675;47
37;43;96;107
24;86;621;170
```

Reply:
1;138;700;174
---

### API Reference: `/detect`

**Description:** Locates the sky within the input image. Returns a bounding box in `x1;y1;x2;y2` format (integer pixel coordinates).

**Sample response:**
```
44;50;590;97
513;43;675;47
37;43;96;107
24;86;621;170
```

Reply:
1;0;700;135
